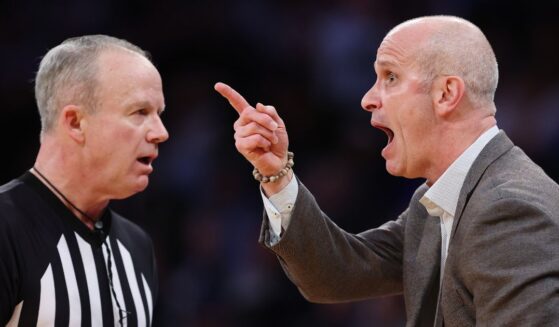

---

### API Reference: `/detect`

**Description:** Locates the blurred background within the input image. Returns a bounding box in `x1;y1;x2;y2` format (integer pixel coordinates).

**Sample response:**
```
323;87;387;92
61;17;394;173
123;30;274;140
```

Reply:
1;0;559;326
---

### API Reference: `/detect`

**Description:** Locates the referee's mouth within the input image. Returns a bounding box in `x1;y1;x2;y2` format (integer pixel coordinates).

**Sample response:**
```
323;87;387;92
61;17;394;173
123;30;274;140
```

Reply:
136;153;157;167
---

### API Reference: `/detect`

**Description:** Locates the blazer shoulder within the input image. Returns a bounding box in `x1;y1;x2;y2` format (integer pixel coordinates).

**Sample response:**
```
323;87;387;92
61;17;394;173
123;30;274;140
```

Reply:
484;146;559;199
469;145;559;220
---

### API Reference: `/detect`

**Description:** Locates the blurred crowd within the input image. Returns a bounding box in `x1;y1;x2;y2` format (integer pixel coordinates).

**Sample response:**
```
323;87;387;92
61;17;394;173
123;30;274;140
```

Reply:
1;0;558;326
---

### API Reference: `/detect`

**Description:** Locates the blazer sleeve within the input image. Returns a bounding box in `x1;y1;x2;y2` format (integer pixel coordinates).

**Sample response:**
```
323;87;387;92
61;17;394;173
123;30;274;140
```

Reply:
460;197;559;326
260;180;406;303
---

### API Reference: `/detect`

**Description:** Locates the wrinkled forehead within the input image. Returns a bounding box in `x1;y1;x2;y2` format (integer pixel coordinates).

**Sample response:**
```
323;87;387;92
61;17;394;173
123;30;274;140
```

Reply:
375;23;433;68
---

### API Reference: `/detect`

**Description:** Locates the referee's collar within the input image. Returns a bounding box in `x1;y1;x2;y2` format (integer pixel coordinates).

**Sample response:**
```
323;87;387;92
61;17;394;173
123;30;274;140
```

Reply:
19;170;112;246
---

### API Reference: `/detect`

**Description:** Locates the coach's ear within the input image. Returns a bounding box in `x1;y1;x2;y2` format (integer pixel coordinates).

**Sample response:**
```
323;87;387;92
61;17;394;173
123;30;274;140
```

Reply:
432;75;465;117
59;105;86;143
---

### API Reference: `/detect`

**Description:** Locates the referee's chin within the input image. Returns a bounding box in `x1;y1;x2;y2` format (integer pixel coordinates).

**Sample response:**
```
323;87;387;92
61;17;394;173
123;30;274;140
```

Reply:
132;176;150;194
112;177;150;200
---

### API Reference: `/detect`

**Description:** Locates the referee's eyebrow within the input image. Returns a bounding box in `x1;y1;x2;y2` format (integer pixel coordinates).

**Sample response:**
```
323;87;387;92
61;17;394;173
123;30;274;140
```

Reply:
128;100;166;115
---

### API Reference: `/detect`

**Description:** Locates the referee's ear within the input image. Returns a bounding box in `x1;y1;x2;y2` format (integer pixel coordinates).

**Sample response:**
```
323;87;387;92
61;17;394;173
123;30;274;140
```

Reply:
59;104;86;144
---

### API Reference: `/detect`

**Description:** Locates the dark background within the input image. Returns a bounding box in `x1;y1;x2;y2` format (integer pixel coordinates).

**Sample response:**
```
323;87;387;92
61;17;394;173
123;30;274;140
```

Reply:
2;0;558;326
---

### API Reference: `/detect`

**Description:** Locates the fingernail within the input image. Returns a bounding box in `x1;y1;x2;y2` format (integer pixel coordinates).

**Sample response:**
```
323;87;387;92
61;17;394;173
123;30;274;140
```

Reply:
271;122;278;130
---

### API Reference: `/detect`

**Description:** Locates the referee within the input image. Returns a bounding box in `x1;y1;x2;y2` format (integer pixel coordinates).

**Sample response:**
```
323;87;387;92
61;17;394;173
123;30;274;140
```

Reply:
0;35;169;326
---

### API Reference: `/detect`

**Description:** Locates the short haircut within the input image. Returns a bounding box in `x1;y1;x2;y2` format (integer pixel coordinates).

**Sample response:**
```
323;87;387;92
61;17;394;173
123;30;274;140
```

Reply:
34;35;151;135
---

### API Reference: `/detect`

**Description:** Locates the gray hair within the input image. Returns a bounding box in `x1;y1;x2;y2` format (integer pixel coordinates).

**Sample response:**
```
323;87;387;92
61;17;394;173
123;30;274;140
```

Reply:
395;16;499;113
35;35;150;135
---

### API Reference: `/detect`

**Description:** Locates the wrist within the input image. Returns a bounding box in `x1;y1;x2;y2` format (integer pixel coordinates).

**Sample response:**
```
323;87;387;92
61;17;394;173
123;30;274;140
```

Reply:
252;151;294;183
261;169;294;197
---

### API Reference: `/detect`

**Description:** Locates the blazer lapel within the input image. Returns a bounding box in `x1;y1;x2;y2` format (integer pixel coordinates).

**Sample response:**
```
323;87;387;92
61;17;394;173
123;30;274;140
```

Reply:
451;131;514;237
406;203;442;327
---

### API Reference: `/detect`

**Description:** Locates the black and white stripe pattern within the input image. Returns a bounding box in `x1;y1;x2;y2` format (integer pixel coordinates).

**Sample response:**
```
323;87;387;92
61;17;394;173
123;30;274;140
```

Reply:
7;233;153;327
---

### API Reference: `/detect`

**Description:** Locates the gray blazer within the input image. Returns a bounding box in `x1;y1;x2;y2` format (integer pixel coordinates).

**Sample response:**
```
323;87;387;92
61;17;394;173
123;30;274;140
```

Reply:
260;132;559;326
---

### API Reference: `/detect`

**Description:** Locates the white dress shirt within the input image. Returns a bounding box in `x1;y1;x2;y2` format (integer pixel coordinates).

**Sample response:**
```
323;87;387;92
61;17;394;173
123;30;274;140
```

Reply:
261;175;298;244
418;125;499;281
262;126;500;259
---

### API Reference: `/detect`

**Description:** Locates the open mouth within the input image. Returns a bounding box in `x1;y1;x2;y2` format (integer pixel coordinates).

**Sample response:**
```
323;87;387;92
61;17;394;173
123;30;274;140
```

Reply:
137;156;152;165
379;126;394;144
371;121;394;144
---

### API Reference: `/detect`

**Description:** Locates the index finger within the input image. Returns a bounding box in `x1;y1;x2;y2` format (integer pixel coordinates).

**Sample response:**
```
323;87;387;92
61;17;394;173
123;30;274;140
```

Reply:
214;82;251;115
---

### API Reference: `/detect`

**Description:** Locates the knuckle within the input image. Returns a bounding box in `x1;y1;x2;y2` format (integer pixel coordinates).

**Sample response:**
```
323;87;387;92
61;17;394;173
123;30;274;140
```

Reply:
245;122;257;131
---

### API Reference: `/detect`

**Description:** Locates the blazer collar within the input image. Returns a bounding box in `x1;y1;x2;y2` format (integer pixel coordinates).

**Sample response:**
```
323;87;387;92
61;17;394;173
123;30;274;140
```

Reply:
451;130;514;237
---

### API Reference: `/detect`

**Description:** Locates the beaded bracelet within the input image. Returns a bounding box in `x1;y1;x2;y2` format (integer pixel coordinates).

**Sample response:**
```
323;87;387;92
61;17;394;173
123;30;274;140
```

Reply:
252;151;294;183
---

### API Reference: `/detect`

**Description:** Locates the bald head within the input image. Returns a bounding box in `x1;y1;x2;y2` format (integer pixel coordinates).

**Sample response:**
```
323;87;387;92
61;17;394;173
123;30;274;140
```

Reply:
387;16;498;113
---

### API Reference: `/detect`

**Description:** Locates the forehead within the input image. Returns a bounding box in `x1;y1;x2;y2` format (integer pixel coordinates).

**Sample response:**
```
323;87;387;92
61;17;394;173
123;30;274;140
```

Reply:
94;49;164;107
96;49;160;85
375;24;431;70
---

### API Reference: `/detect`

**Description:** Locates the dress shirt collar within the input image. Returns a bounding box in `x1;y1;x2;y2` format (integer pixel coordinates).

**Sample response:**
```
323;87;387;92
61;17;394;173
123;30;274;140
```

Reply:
419;126;499;217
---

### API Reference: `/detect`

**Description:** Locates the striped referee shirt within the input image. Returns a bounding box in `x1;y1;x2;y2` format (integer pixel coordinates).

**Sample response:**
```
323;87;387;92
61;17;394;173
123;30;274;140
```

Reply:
0;172;157;326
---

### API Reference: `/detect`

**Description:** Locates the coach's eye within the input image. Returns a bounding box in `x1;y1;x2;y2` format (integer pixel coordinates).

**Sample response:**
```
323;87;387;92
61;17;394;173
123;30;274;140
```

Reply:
386;72;397;84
